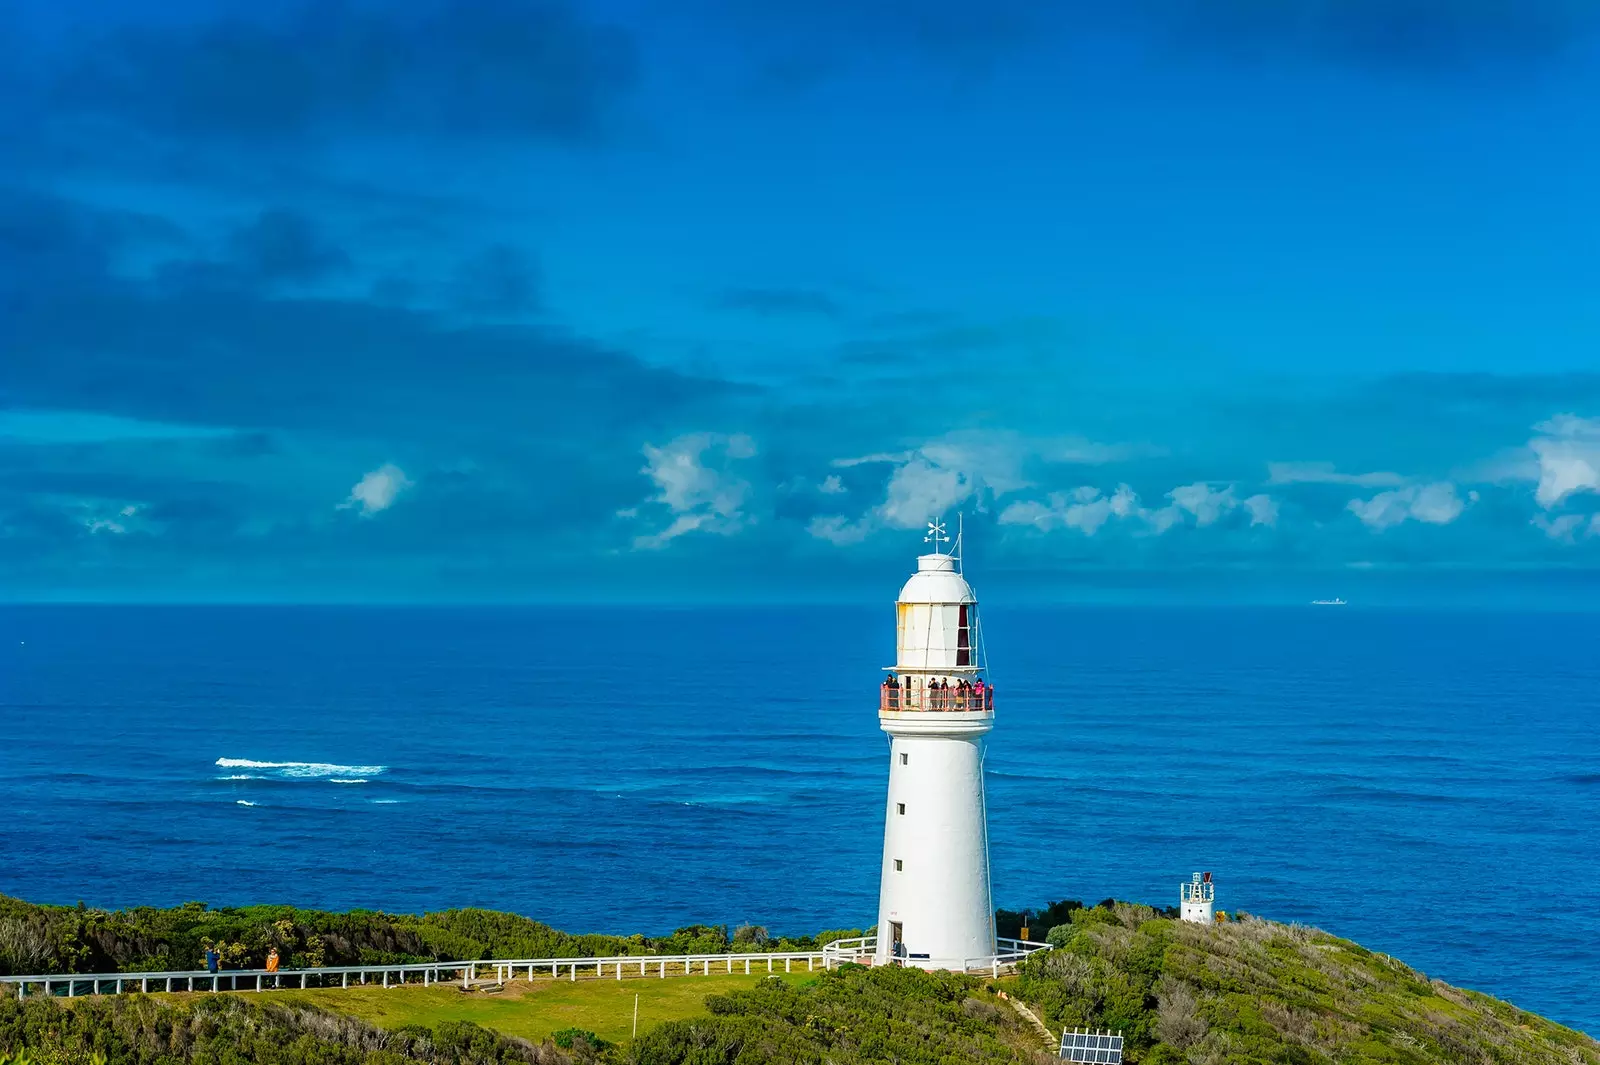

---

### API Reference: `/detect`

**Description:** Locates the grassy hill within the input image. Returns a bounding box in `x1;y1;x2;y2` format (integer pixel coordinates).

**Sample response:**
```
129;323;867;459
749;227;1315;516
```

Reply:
3;896;1596;1064
1012;902;1598;1065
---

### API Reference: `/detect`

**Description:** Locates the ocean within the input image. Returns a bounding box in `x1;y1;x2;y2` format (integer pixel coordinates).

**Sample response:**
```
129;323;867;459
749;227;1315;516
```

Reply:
1;603;1595;1035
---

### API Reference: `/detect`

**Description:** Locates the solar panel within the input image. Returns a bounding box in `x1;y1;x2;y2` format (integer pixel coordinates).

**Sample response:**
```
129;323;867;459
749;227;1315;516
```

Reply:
1060;1028;1124;1064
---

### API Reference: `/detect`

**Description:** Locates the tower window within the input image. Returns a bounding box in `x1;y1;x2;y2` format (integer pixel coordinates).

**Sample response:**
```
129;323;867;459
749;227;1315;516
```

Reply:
896;803;905;815
899;753;908;765
894;859;903;872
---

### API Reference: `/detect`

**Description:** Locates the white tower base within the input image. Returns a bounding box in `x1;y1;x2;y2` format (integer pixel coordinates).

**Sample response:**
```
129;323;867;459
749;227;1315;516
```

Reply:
874;710;994;969
1180;899;1214;924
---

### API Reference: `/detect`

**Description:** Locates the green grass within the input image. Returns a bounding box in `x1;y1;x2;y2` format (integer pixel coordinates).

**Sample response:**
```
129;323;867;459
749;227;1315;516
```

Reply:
222;971;819;1045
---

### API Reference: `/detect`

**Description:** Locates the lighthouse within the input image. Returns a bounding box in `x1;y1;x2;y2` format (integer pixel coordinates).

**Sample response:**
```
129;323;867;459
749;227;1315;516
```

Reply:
1180;872;1215;924
874;521;995;968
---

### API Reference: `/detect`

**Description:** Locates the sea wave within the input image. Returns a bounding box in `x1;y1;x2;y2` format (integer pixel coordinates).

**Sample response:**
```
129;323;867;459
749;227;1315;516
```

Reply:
235;800;259;807
329;779;368;785
215;758;387;779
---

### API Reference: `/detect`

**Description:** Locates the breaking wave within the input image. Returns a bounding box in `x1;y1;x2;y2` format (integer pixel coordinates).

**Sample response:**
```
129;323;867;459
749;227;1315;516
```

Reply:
235;800;259;807
215;758;387;779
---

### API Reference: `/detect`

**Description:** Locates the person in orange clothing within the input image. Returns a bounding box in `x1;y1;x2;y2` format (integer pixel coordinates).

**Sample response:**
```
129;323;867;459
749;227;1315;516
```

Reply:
265;948;280;974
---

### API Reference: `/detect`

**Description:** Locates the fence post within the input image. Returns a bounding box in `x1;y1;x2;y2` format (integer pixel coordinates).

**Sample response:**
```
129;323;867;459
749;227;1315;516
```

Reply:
342;972;348;989
383;971;389;988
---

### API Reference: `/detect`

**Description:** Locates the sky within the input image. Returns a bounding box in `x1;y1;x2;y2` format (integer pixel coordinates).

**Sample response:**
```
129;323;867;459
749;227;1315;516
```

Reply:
3;0;1600;603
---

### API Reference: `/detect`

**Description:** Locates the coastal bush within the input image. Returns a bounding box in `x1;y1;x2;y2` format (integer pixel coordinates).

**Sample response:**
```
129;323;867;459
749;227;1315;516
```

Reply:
0;994;592;1064
1012;907;1600;1065
0;898;828;975
625;966;1043;1064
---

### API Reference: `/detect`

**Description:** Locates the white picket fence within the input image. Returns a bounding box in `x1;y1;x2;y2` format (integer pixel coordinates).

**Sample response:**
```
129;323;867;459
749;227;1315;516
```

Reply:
0;950;833;1000
2;937;1053;1000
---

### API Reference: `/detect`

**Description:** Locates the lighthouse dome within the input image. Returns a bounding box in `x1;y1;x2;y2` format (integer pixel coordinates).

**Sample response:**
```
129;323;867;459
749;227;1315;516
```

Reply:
897;553;976;605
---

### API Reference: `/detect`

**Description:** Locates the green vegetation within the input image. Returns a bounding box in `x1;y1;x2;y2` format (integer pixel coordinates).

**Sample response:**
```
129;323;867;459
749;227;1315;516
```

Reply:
626;964;1043;1063
0;994;596;1064
1014;901;1600;1064
0;896;860;975
5;894;1597;1064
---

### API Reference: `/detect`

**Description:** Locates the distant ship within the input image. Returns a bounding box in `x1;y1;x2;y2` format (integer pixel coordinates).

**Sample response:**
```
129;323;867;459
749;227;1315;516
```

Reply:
1311;598;1347;606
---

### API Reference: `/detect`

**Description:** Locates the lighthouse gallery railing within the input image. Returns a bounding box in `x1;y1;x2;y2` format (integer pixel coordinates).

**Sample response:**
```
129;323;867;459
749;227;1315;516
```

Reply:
879;685;994;713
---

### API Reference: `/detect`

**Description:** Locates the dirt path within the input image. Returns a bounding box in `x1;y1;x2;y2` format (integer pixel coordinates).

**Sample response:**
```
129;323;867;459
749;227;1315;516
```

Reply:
1007;997;1058;1051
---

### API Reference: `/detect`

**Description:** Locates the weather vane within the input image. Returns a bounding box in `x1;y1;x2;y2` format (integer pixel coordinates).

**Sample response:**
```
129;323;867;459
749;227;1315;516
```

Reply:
925;519;949;548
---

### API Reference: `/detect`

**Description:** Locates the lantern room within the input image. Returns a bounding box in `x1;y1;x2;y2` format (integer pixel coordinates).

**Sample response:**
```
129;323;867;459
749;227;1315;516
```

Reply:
895;553;982;673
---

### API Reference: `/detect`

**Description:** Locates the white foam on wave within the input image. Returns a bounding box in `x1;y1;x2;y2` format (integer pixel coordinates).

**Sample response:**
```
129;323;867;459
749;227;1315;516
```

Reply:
328;779;367;785
370;799;402;805
215;758;387;779
218;774;259;781
236;800;259;807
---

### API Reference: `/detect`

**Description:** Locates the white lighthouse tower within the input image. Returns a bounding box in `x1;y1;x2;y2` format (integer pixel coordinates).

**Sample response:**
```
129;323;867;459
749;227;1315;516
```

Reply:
1180;872;1215;924
874;521;996;969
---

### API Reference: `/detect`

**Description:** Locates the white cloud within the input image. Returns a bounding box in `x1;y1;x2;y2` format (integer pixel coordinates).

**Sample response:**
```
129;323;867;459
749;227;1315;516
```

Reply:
633;433;755;549
1266;461;1406;487
1532;512;1600;543
998;484;1140;536
999;482;1276;536
811;430;1035;545
831;451;913;468
80;503;144;535
1150;483;1279;531
1166;483;1237;526
1529;414;1600;509
807;514;871;545
1347;482;1471;530
1242;493;1279;527
338;463;412;517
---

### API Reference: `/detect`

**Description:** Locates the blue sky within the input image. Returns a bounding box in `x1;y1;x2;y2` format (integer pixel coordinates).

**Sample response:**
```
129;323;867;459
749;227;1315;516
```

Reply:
3;0;1600;602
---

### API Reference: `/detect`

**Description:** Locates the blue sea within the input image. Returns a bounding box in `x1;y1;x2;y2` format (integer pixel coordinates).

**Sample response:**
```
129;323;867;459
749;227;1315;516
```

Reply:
1;604;1596;1035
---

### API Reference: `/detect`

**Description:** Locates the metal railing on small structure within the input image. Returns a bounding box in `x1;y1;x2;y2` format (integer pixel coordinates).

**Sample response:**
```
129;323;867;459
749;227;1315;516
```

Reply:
0;950;831;1000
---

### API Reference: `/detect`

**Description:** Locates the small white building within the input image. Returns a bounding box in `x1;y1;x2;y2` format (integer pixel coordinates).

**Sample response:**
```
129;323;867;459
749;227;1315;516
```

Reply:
1180;872;1215;924
874;526;996;969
